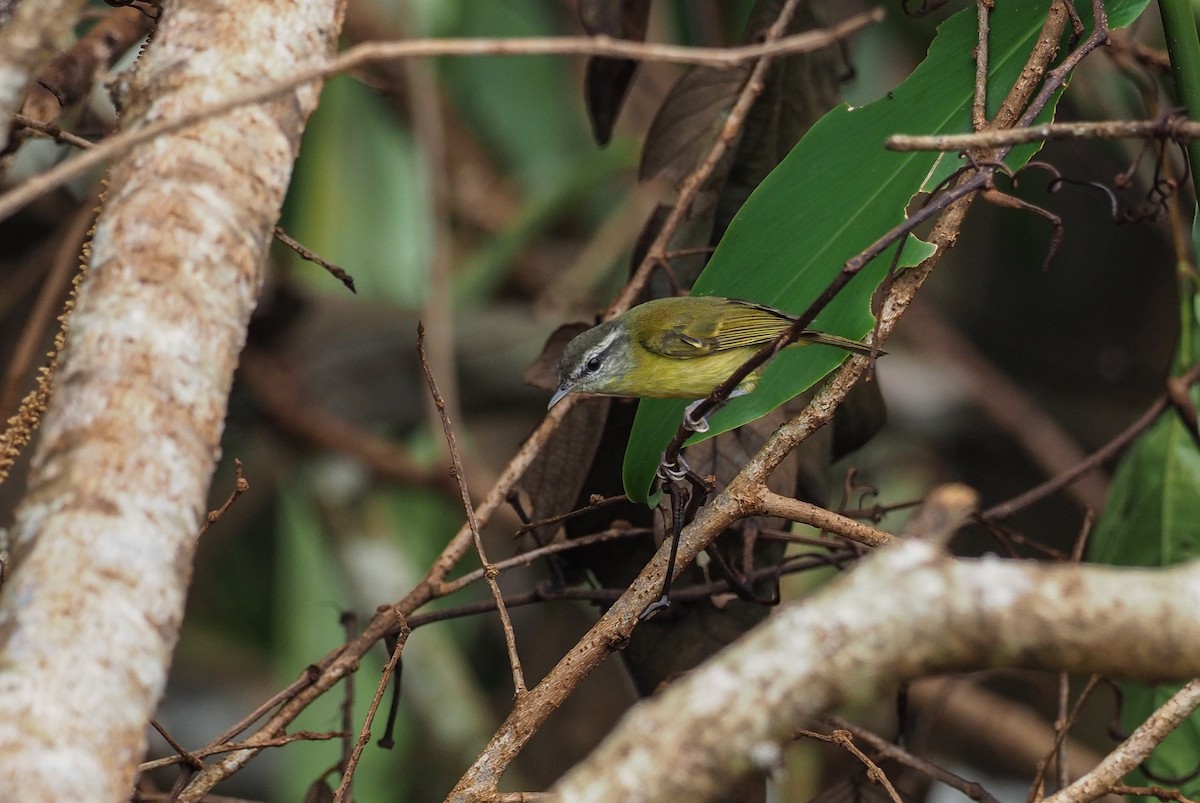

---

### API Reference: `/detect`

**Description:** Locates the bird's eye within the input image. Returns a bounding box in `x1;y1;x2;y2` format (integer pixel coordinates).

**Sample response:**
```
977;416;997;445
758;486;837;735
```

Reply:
585;356;602;373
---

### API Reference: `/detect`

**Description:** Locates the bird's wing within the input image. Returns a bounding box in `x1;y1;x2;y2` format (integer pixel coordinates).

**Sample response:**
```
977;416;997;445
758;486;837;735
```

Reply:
641;299;792;357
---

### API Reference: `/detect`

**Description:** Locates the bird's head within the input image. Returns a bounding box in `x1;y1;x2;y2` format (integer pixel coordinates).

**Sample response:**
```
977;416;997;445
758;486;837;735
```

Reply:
547;318;636;408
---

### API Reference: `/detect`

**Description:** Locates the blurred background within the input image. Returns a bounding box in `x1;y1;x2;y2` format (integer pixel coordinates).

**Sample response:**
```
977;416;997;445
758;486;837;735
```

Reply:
0;0;1185;800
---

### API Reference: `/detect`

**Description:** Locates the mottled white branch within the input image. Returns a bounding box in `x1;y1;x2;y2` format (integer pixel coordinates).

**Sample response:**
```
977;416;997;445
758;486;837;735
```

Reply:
0;0;344;798
549;542;1200;802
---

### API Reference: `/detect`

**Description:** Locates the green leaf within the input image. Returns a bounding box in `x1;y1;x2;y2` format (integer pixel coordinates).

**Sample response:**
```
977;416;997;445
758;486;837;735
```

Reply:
1089;411;1200;568
622;0;1151;503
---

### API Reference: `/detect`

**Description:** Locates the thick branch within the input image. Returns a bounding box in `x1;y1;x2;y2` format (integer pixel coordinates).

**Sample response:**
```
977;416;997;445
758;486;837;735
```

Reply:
0;0;344;798
549;545;1200;802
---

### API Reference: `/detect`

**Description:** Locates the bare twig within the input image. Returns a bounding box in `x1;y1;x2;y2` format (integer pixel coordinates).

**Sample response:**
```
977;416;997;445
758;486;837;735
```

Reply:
827;716;1002;803
418;324;526;696
331;610;408;802
150;720;203;771
797;728;904;803
756;491;896;548
0;10;886;224
974;0;993;131
1027;676;1103;803
890;115;1200;151
206;669;325;748
272;226;356;293
1109;785;1198;803
11;112;96;149
1015;0;1109;130
197;459;249;538
1043;680;1200;803
982;361;1200;521
407;547;858;630
139;730;347;772
439;526;650;596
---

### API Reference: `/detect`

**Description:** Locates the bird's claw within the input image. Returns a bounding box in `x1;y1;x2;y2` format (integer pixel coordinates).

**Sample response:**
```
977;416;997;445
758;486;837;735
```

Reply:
640;595;672;620
656;453;691;483
682;400;710;433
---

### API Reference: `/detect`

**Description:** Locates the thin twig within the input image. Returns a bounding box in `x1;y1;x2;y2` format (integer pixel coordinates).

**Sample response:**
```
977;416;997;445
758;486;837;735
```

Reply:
139;730;348;772
12;112;98;150
439;526;649;596
272;226;356;293
331;609;408;802
405;547;858;630
150;720;203;771
1110;785;1198;803
797;728;904;803
0;11;886;224
1056;674;1072;791
827;716;1003;803
513;493;631;535
756;491;895;547
206;668;324;748
338;613;356;797
197;459;249;538
1026;676;1104;802
890;114;1200;151
974;0;993;131
982;361;1200;521
1043;680;1200;803
418;324;526;696
1015;0;1109;130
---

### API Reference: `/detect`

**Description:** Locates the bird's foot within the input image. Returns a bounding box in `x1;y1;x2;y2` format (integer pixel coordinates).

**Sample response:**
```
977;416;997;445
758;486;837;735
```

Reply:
682;400;710;433
656;453;691;483
640;595;672;620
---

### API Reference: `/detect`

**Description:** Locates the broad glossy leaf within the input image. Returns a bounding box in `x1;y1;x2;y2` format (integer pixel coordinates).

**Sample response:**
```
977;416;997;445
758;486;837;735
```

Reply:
623;0;1151;502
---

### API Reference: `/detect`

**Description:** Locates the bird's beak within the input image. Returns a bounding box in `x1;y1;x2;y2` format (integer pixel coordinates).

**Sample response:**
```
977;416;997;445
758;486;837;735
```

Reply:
547;384;572;410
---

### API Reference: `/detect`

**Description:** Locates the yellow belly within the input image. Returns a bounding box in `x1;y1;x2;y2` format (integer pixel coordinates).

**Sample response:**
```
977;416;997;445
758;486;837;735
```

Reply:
610;348;762;400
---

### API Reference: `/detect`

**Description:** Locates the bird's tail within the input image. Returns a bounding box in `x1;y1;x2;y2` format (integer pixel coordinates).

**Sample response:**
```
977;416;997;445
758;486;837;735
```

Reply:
797;329;883;356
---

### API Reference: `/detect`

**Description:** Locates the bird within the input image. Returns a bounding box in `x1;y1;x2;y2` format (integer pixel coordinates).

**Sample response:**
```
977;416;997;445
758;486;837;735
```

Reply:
548;296;877;430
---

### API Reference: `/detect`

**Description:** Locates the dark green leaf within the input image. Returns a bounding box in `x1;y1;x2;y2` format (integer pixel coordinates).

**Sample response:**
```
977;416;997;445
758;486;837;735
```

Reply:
623;0;1151;503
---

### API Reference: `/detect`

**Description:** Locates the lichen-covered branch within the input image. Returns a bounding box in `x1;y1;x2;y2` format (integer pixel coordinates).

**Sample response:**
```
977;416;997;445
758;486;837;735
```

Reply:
549;535;1200;802
0;0;345;798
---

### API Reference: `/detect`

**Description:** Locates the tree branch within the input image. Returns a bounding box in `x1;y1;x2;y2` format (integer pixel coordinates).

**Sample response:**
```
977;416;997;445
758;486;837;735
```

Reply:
0;0;344;797
549;526;1200;801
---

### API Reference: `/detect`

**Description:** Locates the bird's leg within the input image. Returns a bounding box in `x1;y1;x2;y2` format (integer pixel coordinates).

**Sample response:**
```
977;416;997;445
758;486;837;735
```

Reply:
682;388;749;434
656;452;692;483
641;479;690;620
682;400;710;433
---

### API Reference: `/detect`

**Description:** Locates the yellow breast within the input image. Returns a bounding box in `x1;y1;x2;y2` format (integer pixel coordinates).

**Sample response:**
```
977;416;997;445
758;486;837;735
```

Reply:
608;347;763;400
